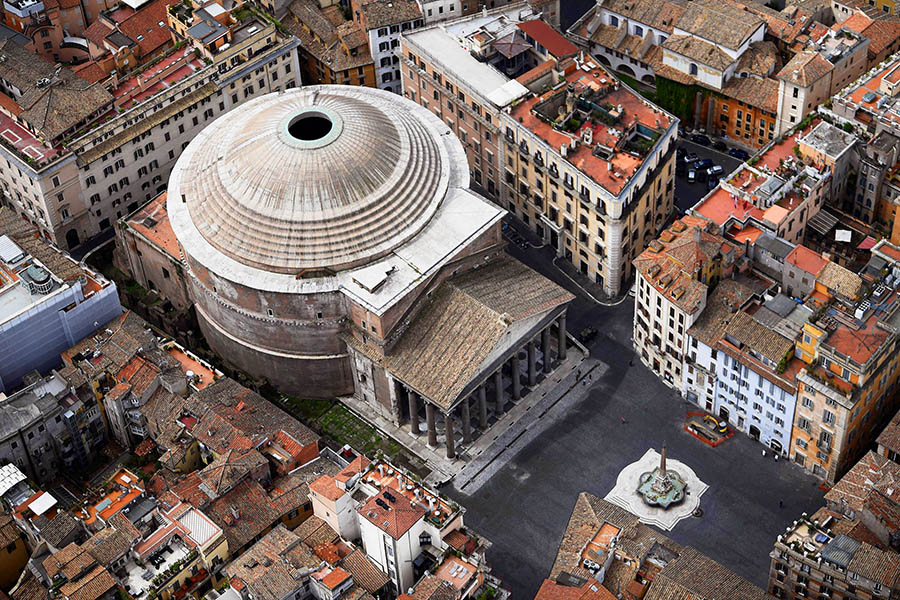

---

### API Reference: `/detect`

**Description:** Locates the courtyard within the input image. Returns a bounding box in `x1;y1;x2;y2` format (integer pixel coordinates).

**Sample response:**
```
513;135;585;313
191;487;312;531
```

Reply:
446;237;826;600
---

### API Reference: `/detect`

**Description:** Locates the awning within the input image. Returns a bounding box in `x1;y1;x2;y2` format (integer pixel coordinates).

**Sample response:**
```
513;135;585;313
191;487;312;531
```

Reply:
857;236;877;250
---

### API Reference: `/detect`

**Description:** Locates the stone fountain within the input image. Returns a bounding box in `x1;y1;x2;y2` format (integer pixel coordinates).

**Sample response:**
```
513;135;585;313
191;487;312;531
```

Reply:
636;444;686;508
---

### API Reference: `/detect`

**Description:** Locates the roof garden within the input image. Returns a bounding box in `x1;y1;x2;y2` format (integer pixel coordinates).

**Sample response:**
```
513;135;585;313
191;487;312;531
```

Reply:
360;460;459;530
511;62;673;197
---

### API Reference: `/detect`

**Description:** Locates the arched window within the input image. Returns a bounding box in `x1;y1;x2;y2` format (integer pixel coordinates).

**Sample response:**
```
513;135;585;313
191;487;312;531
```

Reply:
689;63;698;76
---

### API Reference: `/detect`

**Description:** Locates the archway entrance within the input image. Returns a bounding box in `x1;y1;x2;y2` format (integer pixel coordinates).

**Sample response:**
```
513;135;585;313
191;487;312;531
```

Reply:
66;229;80;250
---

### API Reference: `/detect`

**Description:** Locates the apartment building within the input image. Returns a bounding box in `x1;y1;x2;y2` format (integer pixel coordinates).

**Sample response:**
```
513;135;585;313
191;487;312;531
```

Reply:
789;240;899;482
400;3;564;202
769;452;900;599
502;62;678;295
0;370;106;484
684;279;809;455
351;0;423;92
692;120;846;248
0;14;300;251
284;0;376;87
775;29;869;135
0;209;121;393
633;216;741;387
539;492;771;599
114;193;191;311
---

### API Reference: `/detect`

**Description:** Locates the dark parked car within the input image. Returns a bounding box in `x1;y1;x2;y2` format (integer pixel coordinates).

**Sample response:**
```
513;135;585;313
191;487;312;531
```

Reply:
691;134;712;146
712;140;727;151
729;148;750;160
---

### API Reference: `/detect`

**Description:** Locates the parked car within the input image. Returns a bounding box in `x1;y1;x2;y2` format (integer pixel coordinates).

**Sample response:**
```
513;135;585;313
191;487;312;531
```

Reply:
691;134;712;146
729;148;750;160
687;169;697;183
695;158;714;170
712;140;727;151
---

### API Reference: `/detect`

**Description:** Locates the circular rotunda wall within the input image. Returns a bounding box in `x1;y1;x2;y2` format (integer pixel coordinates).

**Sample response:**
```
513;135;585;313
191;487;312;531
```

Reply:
167;86;466;396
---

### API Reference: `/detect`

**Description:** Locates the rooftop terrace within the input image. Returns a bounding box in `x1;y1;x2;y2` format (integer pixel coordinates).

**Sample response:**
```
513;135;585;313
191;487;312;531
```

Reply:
511;63;673;197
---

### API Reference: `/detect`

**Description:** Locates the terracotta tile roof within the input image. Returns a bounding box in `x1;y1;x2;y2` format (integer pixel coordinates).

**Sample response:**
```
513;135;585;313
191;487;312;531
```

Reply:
549;492;681;582
723;311;793;363
664;35;734;70
358;489;424;540
674;0;764;49
786;245;828;275
72;61;108;84
877;412;900;457
340;549;389;594
534;579;616;600
583;0;686;34
0;512;20;548
310;474;346;502
127;193;181;260
207;479;281;552
83;19;113;47
777;51;833;86
634;218;738;314
198;448;267;497
81;514;138;566
516;19;577;58
37;510;81;549
359;0;421;29
721;75;779;114
294;515;339;547
321;567;351;590
847;542;900;586
0;209;85;282
687;278;754;346
43;543;94;580
408;575;459;600
0;39;113;141
224;525;319;600
373;258;572;410
735;41;778;77
10;572;46;600
644;547;772;599
286;0;374;73
826;452;900;513
118;0;171;55
335;456;370;485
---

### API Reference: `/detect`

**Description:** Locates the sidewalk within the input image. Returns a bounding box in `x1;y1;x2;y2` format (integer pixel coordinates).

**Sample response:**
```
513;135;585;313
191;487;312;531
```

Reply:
338;348;589;486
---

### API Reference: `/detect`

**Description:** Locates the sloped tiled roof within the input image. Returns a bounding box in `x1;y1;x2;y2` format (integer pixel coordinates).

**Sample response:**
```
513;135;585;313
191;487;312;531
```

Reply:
664;35;734;70
777;51;834;86
674;0;764;49
644;546;772;599
358;489;424;540
723;310;793;363
341;548;390;594
371;259;572;409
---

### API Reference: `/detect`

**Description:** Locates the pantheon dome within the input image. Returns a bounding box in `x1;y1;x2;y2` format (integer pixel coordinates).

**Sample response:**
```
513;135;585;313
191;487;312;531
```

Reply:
167;86;504;396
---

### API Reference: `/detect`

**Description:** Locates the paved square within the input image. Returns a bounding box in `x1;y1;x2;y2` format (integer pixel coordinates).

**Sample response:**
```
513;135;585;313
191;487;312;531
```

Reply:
605;448;708;531
445;257;825;600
